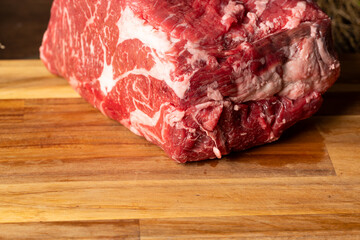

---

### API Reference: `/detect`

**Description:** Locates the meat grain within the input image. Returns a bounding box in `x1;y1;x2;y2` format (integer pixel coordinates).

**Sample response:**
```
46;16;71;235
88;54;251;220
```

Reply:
40;0;340;162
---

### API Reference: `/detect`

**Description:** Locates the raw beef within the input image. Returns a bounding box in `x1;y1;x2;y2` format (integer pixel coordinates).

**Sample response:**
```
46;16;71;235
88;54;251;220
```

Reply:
40;0;340;163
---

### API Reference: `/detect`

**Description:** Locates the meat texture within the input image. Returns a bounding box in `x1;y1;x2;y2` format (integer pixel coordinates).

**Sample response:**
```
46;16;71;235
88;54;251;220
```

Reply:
40;0;340;163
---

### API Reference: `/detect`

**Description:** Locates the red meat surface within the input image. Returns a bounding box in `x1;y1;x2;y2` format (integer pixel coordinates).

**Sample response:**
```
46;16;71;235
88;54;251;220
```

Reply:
41;0;340;162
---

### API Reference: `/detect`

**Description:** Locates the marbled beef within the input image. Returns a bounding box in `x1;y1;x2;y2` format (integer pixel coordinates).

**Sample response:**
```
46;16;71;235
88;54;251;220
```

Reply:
40;0;340;162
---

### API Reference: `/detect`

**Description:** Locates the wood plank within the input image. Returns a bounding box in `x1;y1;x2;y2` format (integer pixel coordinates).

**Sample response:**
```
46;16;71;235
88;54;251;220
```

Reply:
0;59;359;237
316;115;360;176
0;99;24;123
0;60;79;99
0;177;358;223
2;214;358;240
0;219;139;240
140;214;360;240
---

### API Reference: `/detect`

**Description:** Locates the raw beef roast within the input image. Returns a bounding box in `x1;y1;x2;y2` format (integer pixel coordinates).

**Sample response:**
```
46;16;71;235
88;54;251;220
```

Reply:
40;0;340;163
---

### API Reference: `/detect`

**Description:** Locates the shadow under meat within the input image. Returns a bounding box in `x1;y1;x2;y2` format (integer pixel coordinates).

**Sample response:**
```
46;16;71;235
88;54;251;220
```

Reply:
186;118;328;169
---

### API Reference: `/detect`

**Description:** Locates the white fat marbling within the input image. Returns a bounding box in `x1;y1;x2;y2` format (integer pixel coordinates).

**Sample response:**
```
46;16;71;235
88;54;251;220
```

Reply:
129;104;166;143
185;42;211;66
130;108;162;128
279;26;339;99
99;7;190;98
164;109;186;127
229;23;337;102
213;147;222;159
129;103;185;143
98;61;115;94
284;1;307;29
98;38;116;94
254;0;269;16
117;7;173;53
221;0;244;27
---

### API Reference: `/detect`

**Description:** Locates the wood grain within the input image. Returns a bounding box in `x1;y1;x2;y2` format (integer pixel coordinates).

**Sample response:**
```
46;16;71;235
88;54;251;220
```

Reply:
140;214;360;240
0;176;359;223
0;220;139;240
0;60;79;99
0;58;359;238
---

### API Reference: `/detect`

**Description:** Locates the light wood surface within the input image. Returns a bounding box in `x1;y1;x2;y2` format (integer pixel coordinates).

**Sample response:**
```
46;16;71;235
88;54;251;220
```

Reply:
0;59;359;239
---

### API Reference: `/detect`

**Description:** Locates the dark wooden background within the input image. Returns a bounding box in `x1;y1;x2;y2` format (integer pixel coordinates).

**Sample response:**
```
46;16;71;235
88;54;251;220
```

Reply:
0;0;52;59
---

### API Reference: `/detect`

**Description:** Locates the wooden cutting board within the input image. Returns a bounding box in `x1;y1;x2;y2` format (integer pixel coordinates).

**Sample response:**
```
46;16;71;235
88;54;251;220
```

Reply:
0;57;359;239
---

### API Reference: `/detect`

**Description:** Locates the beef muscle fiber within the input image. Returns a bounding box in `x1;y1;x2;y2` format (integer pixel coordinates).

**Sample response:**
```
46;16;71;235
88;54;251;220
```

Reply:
40;0;340;163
